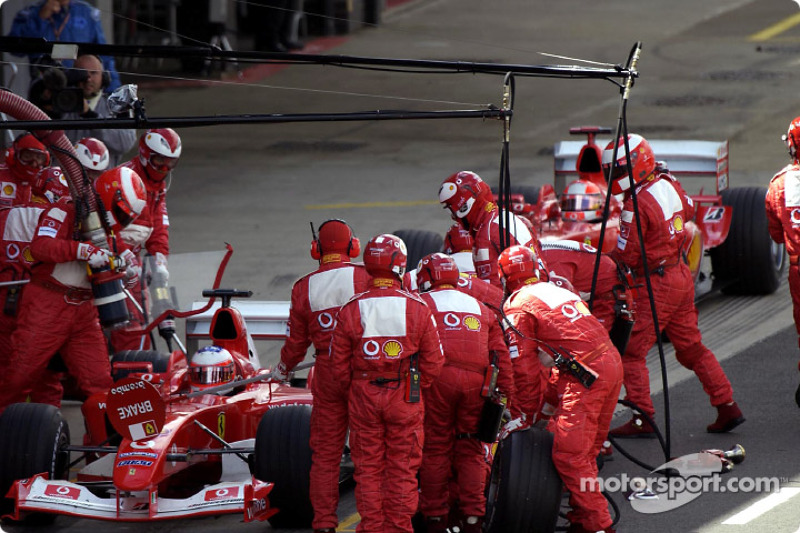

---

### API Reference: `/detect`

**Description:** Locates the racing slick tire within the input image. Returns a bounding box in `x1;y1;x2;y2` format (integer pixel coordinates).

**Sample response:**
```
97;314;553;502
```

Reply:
485;427;562;533
110;349;171;381
393;229;444;270
709;186;786;295
254;404;314;528
0;403;70;523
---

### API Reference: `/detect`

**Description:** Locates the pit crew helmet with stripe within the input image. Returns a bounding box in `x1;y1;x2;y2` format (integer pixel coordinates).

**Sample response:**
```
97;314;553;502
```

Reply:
7;133;50;180
784;116;800;162
602;134;655;195
363;233;407;279
138;128;182;181
75;137;109;180
95;166;147;232
442;223;473;254
189;345;236;392
439;171;492;229
560;179;604;222
497;244;546;294
416;252;460;292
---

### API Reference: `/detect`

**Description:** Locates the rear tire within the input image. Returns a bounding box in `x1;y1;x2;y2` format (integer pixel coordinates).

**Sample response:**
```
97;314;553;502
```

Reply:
392;229;444;270
709;187;786;295
253;405;314;528
0;403;71;524
110;350;171;381
485;428;562;533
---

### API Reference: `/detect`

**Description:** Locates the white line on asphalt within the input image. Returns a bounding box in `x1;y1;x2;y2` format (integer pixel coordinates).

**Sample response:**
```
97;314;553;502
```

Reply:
721;487;800;525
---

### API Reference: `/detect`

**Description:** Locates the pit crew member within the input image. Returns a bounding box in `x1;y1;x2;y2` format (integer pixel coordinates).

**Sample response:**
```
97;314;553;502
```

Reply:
500;244;622;533
326;233;444;533
766;115;800;404
604;134;744;437
0;166;146;414
415;252;516;533
274;218;370;533
439;170;538;288
442;222;504;313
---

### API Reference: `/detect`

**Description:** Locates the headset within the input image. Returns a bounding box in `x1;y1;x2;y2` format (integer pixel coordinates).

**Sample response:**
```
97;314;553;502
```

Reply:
310;219;361;260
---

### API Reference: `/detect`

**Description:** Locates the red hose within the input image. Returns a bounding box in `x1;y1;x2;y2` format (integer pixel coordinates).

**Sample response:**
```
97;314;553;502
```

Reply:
0;90;95;211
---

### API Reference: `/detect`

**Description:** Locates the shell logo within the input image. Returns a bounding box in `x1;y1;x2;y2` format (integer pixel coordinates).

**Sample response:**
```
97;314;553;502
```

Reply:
3;184;14;196
464;316;481;331
673;215;684;232
383;340;403;359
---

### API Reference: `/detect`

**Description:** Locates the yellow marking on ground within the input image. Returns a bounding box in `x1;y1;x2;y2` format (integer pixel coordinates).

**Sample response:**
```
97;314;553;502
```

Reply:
305;200;440;210
748;12;800;41
336;511;361;531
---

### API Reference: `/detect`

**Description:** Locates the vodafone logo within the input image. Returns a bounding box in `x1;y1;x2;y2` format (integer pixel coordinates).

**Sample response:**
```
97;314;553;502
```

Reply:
443;312;460;327
44;484;80;500
204;486;240;501
318;312;334;329
791;208;800;225
363;340;380;359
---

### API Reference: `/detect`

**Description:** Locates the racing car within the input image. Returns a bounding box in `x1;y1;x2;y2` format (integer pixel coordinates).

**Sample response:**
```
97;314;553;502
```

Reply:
398;127;786;299
0;247;317;527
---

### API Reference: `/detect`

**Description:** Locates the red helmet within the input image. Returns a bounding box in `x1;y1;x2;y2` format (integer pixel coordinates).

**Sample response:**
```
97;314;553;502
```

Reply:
560;179;604;222
497;245;545;293
416;252;460;292
6;133;50;180
138;128;181;181
75;137;109;177
363;233;407;279
602;134;655;195
95;167;147;232
311;219;361;260
442;223;473;254
438;171;492;228
189;345;236;393
785;116;800;162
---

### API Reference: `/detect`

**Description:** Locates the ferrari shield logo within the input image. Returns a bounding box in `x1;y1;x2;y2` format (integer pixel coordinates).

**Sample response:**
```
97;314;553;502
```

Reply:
218;413;226;439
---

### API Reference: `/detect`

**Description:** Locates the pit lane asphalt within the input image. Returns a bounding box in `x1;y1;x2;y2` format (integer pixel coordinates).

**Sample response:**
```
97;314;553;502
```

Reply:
3;0;800;530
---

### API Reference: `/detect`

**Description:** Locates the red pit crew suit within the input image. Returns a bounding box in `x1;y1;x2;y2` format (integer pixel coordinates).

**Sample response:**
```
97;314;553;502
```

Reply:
766;163;800;351
0;198;113;413
472;207;538;288
110;156;169;351
503;281;622;532
279;260;370;530
418;287;516;522
541;240;622;331
616;173;733;419
327;279;444;533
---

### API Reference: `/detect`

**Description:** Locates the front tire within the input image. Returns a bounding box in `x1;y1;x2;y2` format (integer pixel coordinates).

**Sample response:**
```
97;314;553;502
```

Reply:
0;403;71;523
253;405;314;528
485;428;562;533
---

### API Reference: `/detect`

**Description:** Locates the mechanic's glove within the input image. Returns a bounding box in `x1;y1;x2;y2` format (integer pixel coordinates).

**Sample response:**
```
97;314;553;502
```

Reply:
272;361;289;382
119;249;141;288
500;413;529;440
77;243;112;269
154;252;169;282
533;402;557;430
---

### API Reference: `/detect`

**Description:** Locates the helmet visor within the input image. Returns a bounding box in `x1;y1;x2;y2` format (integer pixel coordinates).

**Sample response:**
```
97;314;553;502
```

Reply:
603;162;629;182
18;148;48;168
561;194;602;212
149;153;179;173
111;189;138;228
190;362;234;385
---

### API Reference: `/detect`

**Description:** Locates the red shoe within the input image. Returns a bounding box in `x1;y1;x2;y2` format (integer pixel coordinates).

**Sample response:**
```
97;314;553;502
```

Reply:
609;415;656;439
707;402;745;433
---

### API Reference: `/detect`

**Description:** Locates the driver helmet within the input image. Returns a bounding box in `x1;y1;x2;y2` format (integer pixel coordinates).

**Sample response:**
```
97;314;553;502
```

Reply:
189;345;236;392
560;179;604;222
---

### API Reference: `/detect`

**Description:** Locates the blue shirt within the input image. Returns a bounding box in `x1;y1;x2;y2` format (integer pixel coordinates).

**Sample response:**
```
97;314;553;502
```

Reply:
9;0;121;92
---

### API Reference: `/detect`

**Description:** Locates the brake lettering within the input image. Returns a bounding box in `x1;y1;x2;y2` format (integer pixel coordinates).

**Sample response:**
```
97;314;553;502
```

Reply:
117;400;154;420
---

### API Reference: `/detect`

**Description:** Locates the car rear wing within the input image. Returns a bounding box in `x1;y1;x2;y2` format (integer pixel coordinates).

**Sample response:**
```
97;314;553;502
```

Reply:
553;138;729;197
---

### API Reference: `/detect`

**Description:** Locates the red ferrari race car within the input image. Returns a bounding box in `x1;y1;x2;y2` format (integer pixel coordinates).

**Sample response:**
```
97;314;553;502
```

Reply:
0;247;318;527
401;126;786;299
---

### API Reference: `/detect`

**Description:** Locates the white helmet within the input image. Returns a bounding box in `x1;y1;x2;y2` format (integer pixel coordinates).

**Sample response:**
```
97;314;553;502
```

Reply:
189;345;236;392
75;137;110;174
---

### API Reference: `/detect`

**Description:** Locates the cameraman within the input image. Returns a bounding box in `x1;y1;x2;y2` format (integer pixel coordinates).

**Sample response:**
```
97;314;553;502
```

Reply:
60;55;135;166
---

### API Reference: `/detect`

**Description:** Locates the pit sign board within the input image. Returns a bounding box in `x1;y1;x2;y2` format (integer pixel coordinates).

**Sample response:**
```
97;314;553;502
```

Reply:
105;378;166;441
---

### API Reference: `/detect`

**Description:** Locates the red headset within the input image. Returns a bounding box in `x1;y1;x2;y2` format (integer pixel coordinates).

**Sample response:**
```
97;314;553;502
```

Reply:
310;219;361;260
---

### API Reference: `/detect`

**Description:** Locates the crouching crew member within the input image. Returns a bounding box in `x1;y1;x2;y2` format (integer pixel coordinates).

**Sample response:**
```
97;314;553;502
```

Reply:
500;244;622;533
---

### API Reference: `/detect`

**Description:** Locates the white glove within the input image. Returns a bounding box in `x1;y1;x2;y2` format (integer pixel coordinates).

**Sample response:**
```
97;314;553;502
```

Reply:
500;414;529;440
154;252;169;281
119;249;141;287
77;243;112;269
272;361;289;382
